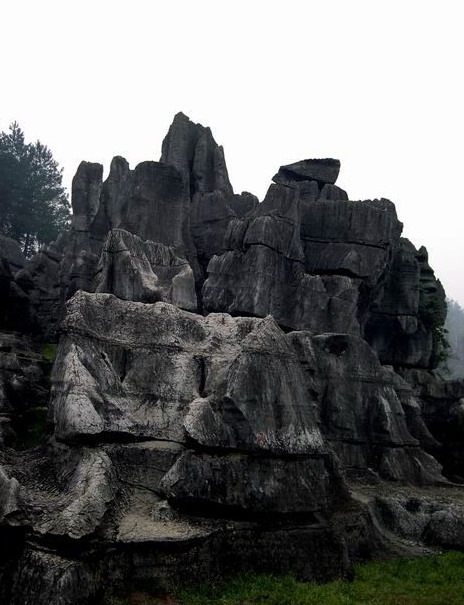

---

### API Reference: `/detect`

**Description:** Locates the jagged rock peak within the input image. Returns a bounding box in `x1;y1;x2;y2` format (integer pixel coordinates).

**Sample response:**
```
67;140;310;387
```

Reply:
160;112;234;197
71;161;103;231
273;158;341;187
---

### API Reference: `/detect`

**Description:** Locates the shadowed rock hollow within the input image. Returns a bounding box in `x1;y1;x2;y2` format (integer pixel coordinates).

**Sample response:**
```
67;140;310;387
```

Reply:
0;113;463;604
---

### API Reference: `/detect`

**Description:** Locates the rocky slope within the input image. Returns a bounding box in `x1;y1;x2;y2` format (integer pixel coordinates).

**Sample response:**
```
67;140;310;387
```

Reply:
0;113;463;604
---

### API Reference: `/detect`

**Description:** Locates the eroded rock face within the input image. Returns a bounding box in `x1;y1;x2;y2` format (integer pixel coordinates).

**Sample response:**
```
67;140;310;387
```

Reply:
290;332;444;484
94;229;197;309
23;113;446;372
364;240;447;368
0;292;353;601
273;158;341;187
161;111;234;198
203;183;362;334
24;115;260;337
0;237;26;277
1;112;462;604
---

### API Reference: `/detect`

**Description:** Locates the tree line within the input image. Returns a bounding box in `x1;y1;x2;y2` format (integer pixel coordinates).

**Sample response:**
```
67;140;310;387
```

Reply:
0;122;70;257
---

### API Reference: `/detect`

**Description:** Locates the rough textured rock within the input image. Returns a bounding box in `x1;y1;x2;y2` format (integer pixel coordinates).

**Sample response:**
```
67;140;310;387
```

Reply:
0;333;50;448
161;111;234;198
289;332;444;484
1;112;463;604
273;158;341;187
23;115;253;337
0;291;356;600
364;240;446;368
51;292;330;456
0;237;26;276
203;183;361;334
0;240;35;333
94;228;197;309
399;368;464;481
25;153;194;339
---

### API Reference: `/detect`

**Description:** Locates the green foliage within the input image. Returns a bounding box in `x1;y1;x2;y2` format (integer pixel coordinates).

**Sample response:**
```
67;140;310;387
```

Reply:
0;121;70;257
41;342;58;362
419;295;451;368
434;324;451;367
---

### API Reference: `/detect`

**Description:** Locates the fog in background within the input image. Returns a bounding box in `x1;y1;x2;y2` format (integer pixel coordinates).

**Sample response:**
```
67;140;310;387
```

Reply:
2;0;463;303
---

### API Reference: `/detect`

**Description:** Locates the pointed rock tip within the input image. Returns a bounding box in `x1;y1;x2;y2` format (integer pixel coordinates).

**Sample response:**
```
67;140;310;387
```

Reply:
173;111;192;123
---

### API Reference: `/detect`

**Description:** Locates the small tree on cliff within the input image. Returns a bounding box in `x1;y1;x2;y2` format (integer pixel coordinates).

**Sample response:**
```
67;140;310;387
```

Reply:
0;122;70;257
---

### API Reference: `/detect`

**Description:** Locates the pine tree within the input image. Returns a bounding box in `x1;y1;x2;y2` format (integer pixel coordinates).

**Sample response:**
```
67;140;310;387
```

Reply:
0;122;70;257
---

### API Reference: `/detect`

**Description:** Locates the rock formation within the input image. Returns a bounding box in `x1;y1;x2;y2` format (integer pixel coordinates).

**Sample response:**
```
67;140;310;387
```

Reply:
1;113;463;604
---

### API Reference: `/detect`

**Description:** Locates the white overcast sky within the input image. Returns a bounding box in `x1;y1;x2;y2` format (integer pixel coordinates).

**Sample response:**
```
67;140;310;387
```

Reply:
1;0;463;304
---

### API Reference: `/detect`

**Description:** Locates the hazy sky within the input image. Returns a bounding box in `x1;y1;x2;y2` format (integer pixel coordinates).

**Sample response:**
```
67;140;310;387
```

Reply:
2;0;463;303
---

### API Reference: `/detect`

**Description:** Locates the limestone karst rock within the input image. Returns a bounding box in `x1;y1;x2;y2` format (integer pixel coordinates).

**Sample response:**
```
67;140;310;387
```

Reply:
161;111;234;198
273;158;341;187
1;113;463;604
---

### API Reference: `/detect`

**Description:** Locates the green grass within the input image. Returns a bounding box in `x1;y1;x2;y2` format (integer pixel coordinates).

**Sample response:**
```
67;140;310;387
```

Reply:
178;551;464;604
107;551;464;605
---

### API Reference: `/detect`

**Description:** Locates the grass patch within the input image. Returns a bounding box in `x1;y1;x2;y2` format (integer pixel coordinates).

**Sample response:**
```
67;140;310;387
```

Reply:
104;552;464;604
41;342;57;362
174;551;464;605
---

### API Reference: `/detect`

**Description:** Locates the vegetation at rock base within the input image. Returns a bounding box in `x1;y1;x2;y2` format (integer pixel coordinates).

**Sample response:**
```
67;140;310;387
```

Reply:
105;551;464;604
442;299;464;378
41;342;58;362
0;121;70;257
418;295;450;368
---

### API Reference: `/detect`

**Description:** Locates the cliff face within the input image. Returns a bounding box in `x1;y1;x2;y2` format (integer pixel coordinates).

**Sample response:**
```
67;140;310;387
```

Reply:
0;114;462;604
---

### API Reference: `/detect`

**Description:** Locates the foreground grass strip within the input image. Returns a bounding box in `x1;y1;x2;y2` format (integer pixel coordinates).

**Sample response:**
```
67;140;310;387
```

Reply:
176;551;464;605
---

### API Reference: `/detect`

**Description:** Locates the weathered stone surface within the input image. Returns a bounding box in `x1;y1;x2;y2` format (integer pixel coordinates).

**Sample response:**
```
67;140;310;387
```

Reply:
0;333;49;448
24;154;194;338
51;292;328;455
90;155;133;241
424;505;464;548
0;245;35;334
49;292;445;488
302;197;401;245
25;234;70;339
4;548;98;605
203;183;362;334
70;161;103;232
318;183;349;201
0;236;26;276
161;112;233;197
364;240;446;368
273;158;341;187
228;191;259;217
123;161;190;249
190;190;235;272
0;290;356;600
351;482;464;557
399;368;464;481
2;112;463;604
94;228;197;309
160;451;343;515
289;332;444;484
